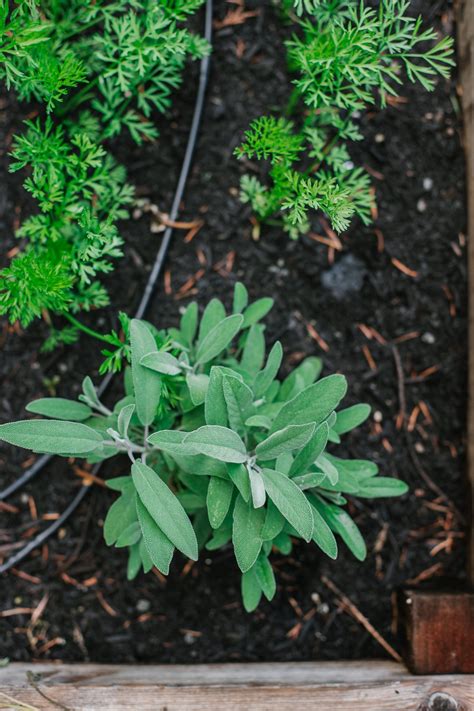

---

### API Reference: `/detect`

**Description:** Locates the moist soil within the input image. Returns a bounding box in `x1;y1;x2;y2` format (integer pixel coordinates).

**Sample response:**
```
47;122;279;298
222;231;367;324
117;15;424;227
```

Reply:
0;0;467;663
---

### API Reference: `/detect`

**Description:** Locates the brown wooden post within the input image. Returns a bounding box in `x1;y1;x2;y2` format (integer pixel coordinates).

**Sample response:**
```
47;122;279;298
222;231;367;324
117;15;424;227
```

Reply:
459;0;474;588
397;0;474;676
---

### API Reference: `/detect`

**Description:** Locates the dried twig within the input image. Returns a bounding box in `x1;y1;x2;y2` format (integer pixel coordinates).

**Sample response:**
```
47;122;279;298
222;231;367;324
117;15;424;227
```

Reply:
322;576;402;662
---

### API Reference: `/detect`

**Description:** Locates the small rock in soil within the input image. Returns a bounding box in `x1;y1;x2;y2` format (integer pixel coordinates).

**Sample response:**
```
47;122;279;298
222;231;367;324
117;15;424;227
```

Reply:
321;253;368;300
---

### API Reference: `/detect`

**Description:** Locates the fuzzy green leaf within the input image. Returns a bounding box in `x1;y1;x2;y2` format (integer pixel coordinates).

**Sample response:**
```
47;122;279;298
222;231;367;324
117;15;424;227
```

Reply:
136;497;175;575
130;320;161;426
140;351;182;376
0;419;103;455
334;403;371;434
232;494;265;572
256;423;315;461
26;398;92;422
132;460;198;561
184;426;247;463
242;297;274;328
195;314;243;365
207;476;234;529
261;468;314;541
271;374;347;433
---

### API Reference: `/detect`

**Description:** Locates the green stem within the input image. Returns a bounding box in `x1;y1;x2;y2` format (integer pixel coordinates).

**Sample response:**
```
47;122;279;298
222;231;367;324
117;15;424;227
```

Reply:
62;312;116;345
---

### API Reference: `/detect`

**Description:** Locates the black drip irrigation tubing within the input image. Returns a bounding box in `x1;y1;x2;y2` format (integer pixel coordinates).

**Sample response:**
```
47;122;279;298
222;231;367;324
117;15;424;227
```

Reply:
0;0;213;575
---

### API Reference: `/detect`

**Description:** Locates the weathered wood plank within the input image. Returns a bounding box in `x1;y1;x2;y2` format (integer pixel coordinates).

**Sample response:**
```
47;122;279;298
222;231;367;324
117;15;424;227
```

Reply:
398;589;474;674
458;0;474;584
0;662;473;710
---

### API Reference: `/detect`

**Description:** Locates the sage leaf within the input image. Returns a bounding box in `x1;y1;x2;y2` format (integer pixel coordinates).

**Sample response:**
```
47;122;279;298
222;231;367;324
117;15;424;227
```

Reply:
241;324;265;375
242;297;273;328
26;398;92;422
271;374;347;433
198;298;226;343
206;476;234;529
290;422;329;477
205;367;228;427
147;430;198;457
245;415;272;430
140;351;182;376
233;282;249;314
256;423;315;461
254;554;276;601
132;460;198;560
248;465;266;508
309;502;338;559
232;494;265;572
261;468;314;541
186;373;209;406
130;319;161;426
195;314;243;365
0;420;103;455
334;403;371;434
254;341;283;397
136;497;175;574
104;488;137;546
223;376;253;433
312;497;366;561
241;567;262;612
357;477;408;498
115;521;141;548
184;426;247;463
180;301;198;345
261;500;285;540
117;403;135;439
227;463;251;502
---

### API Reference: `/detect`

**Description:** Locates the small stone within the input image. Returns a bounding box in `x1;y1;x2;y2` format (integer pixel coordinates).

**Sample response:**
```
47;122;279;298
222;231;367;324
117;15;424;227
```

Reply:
58;362;68;373
423;177;434;191
136;599;150;613
343;160;354;170
321;254;367;300
375;133;385;143
417;198;427;213
311;592;321;605
277;258;285;268
422;332;435;344
415;442;425;454
318;603;330;615
184;632;197;645
373;410;383;423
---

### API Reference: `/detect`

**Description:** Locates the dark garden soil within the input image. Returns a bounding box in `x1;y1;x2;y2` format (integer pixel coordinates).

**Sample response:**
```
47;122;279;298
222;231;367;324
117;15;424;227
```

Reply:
0;0;468;663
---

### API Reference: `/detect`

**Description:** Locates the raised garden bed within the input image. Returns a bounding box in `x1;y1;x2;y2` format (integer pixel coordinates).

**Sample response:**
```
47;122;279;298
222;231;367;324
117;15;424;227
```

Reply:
0;0;473;705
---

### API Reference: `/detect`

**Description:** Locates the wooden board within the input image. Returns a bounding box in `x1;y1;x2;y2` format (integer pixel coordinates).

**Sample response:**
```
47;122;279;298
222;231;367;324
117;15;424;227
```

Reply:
1;662;473;710
459;0;474;583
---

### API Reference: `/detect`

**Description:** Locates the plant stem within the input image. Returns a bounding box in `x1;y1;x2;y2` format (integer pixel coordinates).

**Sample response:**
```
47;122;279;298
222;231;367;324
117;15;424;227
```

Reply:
62;312;116;346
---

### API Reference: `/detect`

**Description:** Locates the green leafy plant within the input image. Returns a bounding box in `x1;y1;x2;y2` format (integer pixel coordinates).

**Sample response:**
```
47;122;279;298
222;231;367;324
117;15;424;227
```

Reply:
0;285;407;609
1;118;134;327
1;0;209;141
0;0;209;335
236;0;454;238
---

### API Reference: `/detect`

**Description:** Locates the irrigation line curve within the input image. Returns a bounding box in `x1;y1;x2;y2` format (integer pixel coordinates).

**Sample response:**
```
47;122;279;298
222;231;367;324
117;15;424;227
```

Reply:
0;0;213;574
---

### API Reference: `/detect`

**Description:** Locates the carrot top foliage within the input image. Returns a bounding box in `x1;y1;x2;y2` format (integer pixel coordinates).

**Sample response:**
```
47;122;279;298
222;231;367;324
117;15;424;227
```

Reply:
236;0;454;238
0;0;209;333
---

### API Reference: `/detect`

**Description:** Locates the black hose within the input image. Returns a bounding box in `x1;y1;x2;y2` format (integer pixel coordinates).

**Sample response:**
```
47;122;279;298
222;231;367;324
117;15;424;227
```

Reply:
0;0;213;573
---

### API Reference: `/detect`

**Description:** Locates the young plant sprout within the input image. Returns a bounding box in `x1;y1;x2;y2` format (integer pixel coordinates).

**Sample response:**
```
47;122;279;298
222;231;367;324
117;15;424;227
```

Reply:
0;284;408;610
236;0;454;238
